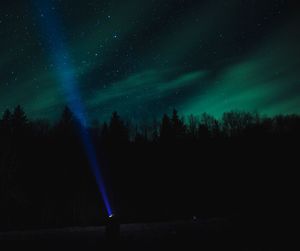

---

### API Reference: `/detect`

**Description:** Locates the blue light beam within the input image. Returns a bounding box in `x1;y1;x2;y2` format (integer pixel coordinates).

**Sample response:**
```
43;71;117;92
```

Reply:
34;0;113;217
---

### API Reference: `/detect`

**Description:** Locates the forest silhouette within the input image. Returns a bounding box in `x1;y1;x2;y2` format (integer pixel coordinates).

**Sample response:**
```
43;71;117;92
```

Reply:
0;106;298;231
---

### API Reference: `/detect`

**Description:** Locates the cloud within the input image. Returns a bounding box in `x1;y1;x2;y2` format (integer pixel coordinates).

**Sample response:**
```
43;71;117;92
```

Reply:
85;68;208;119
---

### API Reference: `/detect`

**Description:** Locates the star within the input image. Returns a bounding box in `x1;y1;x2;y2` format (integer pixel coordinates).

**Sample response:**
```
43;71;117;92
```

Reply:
0;0;297;122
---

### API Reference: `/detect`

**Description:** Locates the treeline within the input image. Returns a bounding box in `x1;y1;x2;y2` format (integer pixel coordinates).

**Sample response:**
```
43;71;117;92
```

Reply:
0;106;299;230
1;105;300;145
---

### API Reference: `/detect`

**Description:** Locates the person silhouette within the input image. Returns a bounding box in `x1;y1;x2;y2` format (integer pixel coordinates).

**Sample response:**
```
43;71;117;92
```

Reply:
106;214;120;242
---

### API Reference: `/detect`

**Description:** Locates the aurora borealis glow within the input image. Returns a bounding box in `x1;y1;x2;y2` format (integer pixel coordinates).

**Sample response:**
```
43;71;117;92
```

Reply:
0;0;299;121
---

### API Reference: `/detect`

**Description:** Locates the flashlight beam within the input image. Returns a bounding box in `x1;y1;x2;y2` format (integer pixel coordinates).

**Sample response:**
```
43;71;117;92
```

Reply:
34;0;113;217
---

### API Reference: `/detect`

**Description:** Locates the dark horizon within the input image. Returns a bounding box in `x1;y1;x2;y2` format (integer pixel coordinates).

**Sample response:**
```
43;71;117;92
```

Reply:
0;105;298;228
2;104;300;127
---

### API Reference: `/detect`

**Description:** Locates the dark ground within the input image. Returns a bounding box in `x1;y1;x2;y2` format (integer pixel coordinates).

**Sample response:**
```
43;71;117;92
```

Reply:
0;111;296;250
0;217;281;251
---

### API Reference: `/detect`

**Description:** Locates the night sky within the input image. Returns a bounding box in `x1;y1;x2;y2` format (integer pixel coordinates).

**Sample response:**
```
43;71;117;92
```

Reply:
1;0;299;122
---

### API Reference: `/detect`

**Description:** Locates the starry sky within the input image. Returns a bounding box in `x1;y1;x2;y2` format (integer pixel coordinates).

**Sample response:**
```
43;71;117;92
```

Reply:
0;0;299;122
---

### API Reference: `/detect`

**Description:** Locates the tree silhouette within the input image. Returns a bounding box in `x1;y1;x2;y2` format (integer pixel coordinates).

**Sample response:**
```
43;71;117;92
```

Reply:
57;106;77;130
107;112;129;145
160;113;172;141
171;109;186;140
0;109;12;144
0;109;12;128
0;106;298;230
10;105;29;137
200;113;220;138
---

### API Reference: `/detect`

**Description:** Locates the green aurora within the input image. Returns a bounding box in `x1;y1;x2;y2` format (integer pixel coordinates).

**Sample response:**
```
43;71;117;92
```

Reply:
0;0;299;122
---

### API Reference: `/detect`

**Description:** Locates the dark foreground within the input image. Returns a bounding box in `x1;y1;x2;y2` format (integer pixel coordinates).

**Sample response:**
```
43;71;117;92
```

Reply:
0;217;279;251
